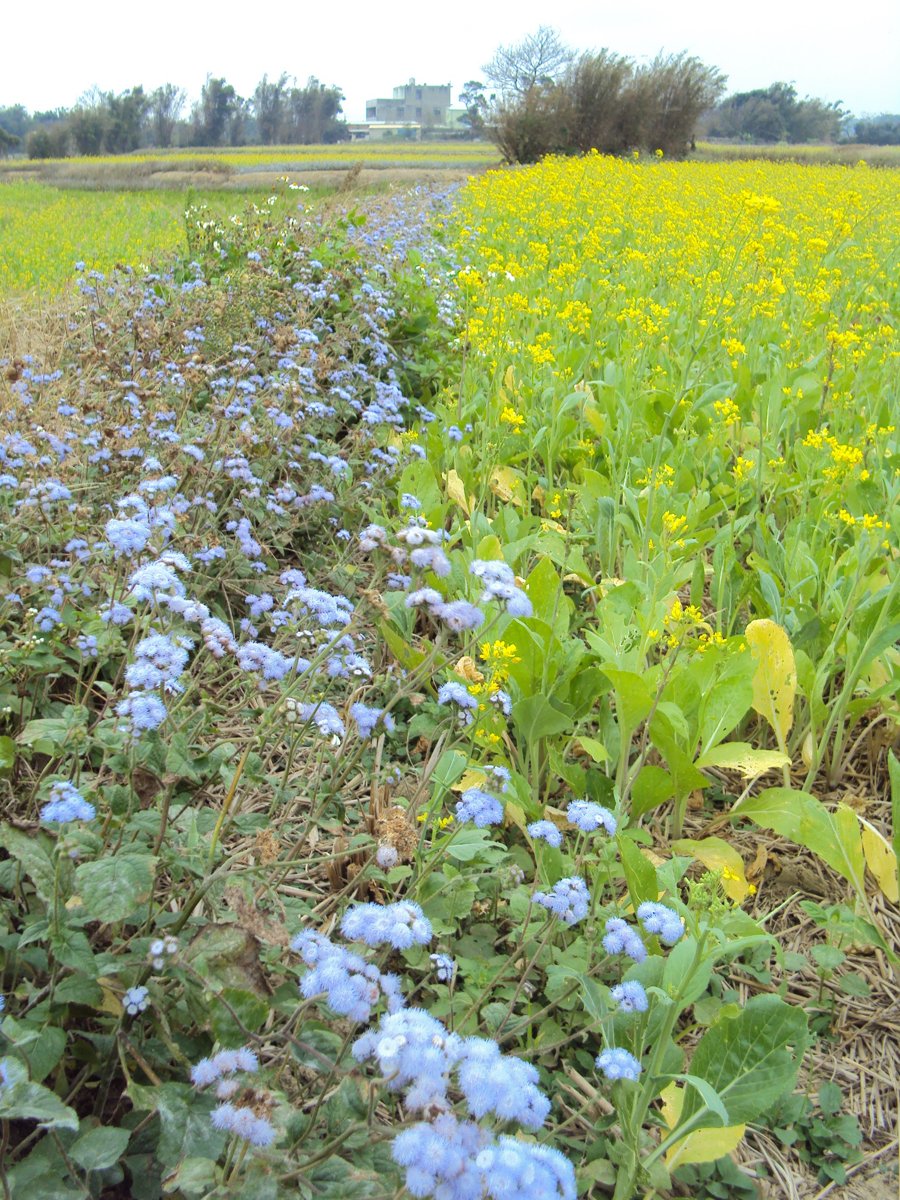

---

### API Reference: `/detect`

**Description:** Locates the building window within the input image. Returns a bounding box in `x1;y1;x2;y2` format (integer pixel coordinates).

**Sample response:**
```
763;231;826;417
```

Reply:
416;89;422;99
433;107;441;117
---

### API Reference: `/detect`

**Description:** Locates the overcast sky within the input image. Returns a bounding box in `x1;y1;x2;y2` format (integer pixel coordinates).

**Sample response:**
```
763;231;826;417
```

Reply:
4;0;898;120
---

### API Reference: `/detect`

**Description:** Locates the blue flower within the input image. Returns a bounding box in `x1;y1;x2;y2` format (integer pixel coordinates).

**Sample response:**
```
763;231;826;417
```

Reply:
437;681;477;709
527;820;563;848
611;981;649;1013
456;788;503;827
123;985;150;1015
477;1137;576;1200
350;702;395;739
392;1113;488;1200
430;953;456;983
602;917;647;962
596;1047;642;1082
116;691;167;735
637;901;685;945
533;877;590;925
566;800;617;835
434;600;485;632
341;901;432;950
40;782;95;824
457;1036;550;1128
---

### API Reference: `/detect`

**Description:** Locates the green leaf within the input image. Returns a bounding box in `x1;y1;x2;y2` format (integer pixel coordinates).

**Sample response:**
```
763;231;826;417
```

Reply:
631;765;674;818
602;668;654;734
0;1019;66;1083
0;735;15;771
618;833;658;907
818;1081;842;1116
209;988;270;1047
70;1124;130;1171
681;995;808;1127
889;751;900;892
0;1062;79;1130
74;852;157;923
136;1082;227;1164
736;789;866;895
672;1073;730;1126
525;556;568;634
0;825;57;901
511;694;574;743
160;1157;220;1196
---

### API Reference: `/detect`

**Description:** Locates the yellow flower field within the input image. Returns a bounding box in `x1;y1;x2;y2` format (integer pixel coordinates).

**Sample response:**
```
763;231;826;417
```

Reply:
0;182;290;296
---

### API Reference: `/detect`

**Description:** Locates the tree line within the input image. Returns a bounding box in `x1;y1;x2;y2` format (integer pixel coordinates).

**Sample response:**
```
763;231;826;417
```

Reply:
0;75;348;159
458;27;897;162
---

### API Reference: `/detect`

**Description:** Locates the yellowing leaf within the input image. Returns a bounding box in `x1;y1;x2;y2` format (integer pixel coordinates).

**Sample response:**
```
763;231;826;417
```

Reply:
667;1124;747;1168
698;742;791;778
446;469;469;515
746;619;796;745
489;465;526;506
583;400;606;436
576;736;609;763
860;818;899;902
660;1082;746;1168
453;768;486;794
504;800;527;834
672;837;751;901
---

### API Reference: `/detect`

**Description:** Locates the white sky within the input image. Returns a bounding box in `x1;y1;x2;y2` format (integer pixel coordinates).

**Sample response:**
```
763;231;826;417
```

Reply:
5;0;899;120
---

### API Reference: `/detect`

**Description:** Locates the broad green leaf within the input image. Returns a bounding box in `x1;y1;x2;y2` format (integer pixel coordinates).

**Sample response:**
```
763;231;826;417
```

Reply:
0;735;15;770
0;825;57;901
737;789;866;895
511;694;574;743
0;1061;79;1130
160;1156;219;1196
745;619;796;744
525;556;567;631
575;736;608;763
0;1018;66;1083
75;852;157;923
681;995;808;1126
70;1124;130;1171
618;834;658;907
209;988;270;1046
697;742;790;779
631;765;674;818
671;837;751;902
602;668;654;733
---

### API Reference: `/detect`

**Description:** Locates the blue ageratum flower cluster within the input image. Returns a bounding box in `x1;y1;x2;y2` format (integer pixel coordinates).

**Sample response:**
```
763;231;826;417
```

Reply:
532;877;590;926
190;1046;275;1147
40;781;95;825
341;900;432;949
455;766;509;828
292;928;405;1023
527;800;617;850
353;1009;574;1199
291;898;574;1199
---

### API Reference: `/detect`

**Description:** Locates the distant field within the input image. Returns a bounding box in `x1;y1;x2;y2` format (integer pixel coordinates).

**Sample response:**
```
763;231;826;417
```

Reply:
0;140;501;191
695;140;900;167
0;182;297;296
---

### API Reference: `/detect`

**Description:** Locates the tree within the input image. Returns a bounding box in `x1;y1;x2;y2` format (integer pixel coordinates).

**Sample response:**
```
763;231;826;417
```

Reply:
458;81;489;138
0;127;19;157
563;50;635;155
104;87;148;153
629;53;726;158
707;83;843;144
849;114;900;145
483;26;573;97
282;78;347;144
192;76;239;146
253;73;289;144
149;84;185;148
68;91;108;156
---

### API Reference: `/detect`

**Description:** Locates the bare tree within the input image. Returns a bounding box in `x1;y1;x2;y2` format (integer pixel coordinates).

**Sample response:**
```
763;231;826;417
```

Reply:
483;26;573;97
